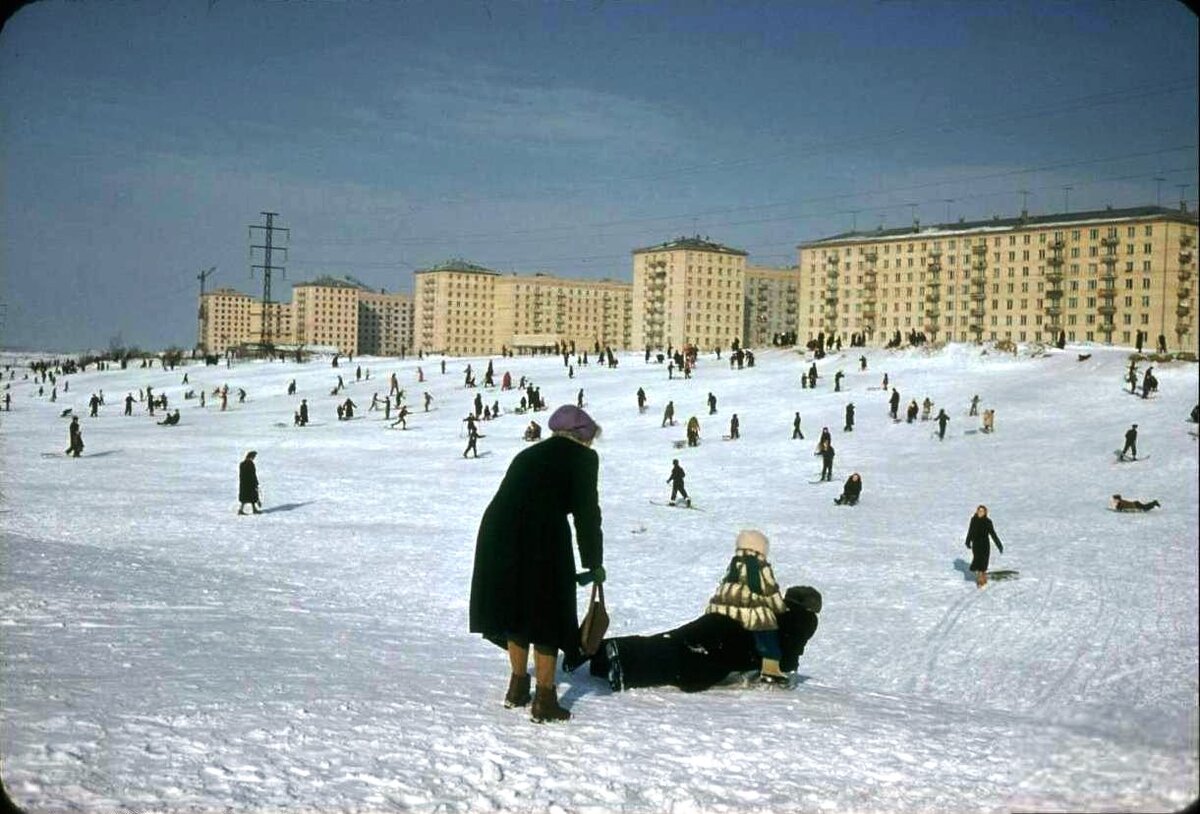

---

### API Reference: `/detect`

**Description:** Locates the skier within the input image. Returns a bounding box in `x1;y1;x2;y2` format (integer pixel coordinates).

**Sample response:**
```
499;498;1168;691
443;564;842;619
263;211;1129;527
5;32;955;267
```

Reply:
704;529;790;683
729;413;740;440
662;400;676;428
424;392;433;412
577;388;584;409
906;400;919;424
936;408;950;440
686;416;701;447
964;505;1003;588
391;405;410;430
124;393;134;416
834;371;844;392
792;412;804;440
882;373;889;389
1119;424;1138;461
238;451;262;515
1110;494;1161;512
463;415;481;458
889;388;901;420
834;473;862;505
342;398;357;419
816;440;835;482
707;392;717;415
469;404;603;723
474;392;484;418
844;402;855;433
859;355;867;371
637;387;647;413
667;459;690;506
969;394;980;417
65;416;84;457
1127;369;1138;394
817;426;831;449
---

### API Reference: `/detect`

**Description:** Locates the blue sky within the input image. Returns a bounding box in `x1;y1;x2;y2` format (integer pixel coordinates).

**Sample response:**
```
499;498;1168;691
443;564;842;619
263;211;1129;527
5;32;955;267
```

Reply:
1;0;1196;351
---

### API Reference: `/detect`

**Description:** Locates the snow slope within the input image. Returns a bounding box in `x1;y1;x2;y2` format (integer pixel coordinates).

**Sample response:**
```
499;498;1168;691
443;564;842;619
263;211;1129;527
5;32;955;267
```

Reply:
1;343;1197;813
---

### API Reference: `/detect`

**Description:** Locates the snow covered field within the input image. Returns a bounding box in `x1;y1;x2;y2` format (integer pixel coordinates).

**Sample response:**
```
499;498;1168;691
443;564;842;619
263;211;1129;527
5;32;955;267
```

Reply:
1;343;1197;813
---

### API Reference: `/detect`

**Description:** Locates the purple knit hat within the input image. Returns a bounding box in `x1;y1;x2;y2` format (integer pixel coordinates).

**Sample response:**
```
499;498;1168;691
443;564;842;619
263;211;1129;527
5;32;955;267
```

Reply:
548;404;600;442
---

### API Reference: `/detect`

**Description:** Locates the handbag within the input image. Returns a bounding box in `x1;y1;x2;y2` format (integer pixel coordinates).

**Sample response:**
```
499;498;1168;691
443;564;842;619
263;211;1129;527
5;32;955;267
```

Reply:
579;583;609;656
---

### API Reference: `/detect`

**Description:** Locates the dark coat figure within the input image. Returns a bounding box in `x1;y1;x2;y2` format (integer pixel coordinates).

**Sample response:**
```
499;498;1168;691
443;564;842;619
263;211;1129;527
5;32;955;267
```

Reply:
637;387;647;413
834;473;862;505
817;442;835;481
238;452;261;514
834;371;844;392
1111;494;1160;512
965;506;1003;586
889;388;901;419
1120;424;1138;460
668;459;689;504
124;394;134;416
89;393;100;417
662;401;676;427
470;413;603;722
66;417;84;457
844;402;855;432
588;587;821;693
792;412;804;440
818;427;831;448
464;415;481;458
708;392;717;415
729;414;739;439
906;400;919;423
298;399;309;426
936;409;950;440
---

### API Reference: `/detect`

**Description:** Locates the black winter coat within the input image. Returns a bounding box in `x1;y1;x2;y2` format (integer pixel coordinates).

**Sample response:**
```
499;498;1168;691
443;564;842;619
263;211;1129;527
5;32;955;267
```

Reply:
470;435;603;656
965;515;1002;572
238;459;259;504
588;605;819;692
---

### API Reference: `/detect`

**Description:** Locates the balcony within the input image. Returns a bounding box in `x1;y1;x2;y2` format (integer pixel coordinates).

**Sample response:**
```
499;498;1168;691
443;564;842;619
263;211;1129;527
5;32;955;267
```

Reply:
864;251;878;262
1100;253;1117;264
929;248;942;258
925;289;941;303
1050;239;1065;250
1045;306;1062;318
1177;304;1192;318
1182;234;1195;248
1179;269;1194;283
1178;286;1193;300
1180;251;1194;265
925;309;940;320
1101;236;1120;248
1046;288;1064;300
972;261;988;272
970;308;986;320
1047;255;1064;266
970;290;986;301
1045;270;1064;285
826;268;839;280
1098;304;1117;316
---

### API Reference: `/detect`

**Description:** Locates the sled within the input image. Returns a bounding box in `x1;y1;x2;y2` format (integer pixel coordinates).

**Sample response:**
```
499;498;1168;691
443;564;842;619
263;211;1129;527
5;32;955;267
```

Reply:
1112;451;1150;463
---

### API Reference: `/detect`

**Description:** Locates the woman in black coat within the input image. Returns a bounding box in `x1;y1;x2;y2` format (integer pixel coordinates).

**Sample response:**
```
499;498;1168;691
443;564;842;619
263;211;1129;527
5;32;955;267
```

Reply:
834;473;862;505
469;405;603;723
238;451;261;515
965;504;1003;587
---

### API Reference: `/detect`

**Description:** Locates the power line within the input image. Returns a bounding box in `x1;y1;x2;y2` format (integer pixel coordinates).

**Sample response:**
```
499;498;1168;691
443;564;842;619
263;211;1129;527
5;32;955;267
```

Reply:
249;212;289;347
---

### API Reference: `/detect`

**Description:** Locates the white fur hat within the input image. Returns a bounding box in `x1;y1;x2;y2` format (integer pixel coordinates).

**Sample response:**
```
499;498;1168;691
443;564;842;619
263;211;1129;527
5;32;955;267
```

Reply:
735;528;769;558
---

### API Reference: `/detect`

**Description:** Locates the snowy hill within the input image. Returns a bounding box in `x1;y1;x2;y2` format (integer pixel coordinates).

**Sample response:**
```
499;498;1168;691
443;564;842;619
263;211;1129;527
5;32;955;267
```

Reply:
1;343;1197;812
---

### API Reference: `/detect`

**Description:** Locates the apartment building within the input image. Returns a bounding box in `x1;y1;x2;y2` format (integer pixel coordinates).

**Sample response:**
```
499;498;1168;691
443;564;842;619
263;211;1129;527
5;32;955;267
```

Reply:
357;288;415;356
413;260;500;356
631;236;749;352
198;288;293;354
494;273;632;353
798;205;1198;349
743;265;801;346
292;277;367;354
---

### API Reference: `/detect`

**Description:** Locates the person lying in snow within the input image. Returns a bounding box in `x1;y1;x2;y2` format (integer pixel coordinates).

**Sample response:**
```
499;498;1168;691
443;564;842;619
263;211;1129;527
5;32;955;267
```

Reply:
583;584;821;693
1111;494;1161;512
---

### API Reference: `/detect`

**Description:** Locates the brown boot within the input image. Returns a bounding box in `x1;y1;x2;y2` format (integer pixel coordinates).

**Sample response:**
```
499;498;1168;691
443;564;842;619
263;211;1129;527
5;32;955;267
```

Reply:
504;673;531;709
531;684;571;723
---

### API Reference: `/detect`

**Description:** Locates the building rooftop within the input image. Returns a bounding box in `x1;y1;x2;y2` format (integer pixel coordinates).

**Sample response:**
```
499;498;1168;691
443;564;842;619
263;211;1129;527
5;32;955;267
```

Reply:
799;204;1198;248
415;259;499;276
632;235;749;256
293;275;374;290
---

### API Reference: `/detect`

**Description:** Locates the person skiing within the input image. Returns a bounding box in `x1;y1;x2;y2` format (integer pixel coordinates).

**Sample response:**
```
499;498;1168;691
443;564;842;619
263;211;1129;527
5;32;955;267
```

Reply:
124;393;134;416
667;459;689;506
342;398;357;419
469;404;604;723
792;412;804;440
729;413;740;440
1110;494;1160;512
1127;368;1139;394
390;405;410;429
66;416;84;457
969;394;980;417
463;415;481;458
686;416;701;447
637;387;647;413
424;392;433;412
834;370;844;392
906;400;919;424
1119;424;1138;461
817;426;831;449
707;392;717;415
238;451;262;515
704;529;790;684
964;505;1003;587
889;388;901;420
88;393;100;417
936;408;950;440
834;473;862;505
662;400;676;428
816;440;835;482
859;355;867;372
577;388;585;408
844;402;855;432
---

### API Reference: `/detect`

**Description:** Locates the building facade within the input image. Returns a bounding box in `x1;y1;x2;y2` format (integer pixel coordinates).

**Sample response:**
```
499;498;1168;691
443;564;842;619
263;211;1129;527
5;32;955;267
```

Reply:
631;236;749;352
798;205;1199;349
413;260;500;357
494;273;632;354
198;288;294;354
743;265;801;346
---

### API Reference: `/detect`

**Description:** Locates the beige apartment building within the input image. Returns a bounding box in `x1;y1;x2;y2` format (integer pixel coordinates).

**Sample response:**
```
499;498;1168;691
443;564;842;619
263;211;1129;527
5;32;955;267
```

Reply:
743;265;801;347
631;236;749;352
414;261;633;356
198;288;294;354
798;205;1199;349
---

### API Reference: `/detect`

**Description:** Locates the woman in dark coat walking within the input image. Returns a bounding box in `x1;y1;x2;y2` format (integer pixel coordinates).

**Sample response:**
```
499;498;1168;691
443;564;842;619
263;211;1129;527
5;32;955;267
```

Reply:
238;451;261;515
469;405;604;723
964;505;1003;587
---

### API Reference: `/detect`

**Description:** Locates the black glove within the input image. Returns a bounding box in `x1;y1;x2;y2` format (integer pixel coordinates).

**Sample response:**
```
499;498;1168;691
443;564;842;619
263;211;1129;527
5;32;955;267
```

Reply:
965;541;971;549
996;543;1004;554
576;566;606;586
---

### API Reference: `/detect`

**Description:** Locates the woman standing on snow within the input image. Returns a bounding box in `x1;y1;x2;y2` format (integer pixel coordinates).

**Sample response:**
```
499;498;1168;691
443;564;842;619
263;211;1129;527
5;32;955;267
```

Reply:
964;505;1003;587
469;405;604;723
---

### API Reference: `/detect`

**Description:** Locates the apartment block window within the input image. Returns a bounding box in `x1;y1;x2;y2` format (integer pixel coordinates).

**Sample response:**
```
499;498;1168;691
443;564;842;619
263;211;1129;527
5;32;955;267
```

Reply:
1143;243;1153;254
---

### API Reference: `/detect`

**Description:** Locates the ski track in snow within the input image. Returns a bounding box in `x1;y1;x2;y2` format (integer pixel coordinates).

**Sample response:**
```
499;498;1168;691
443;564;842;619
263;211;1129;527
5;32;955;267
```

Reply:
1;344;1197;813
